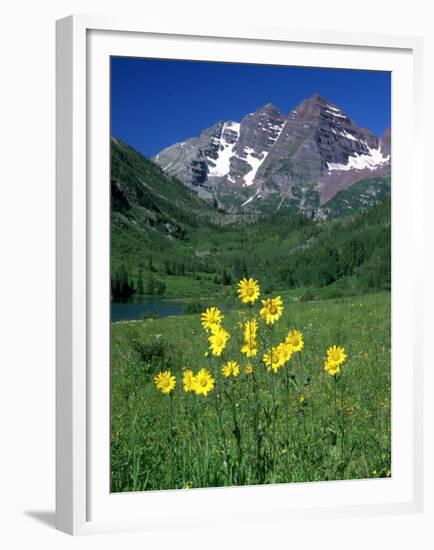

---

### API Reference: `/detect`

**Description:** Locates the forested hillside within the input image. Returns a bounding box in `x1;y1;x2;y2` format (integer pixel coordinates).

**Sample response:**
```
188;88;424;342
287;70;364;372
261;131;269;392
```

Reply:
111;138;390;302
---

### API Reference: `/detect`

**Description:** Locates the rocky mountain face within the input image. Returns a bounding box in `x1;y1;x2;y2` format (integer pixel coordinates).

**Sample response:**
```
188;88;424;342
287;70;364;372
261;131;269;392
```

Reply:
154;95;391;217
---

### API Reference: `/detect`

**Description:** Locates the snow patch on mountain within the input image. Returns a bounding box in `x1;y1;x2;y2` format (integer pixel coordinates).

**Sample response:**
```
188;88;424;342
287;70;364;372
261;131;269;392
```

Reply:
243;148;269;186
269;120;286;143
241;189;261;207
327;146;390;172
326;109;346;119
207;122;240;178
340;131;358;142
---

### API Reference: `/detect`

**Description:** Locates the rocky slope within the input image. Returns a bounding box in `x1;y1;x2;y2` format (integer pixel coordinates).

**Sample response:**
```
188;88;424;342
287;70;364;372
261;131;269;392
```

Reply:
154;94;391;217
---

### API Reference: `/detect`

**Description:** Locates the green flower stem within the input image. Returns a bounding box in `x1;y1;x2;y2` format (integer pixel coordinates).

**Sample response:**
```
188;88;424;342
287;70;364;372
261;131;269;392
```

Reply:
248;302;260;479
297;351;304;389
333;373;346;476
333;374;338;416
225;379;243;483
258;331;272;348
297;352;309;478
268;324;278;481
169;392;174;487
270;370;278;482
285;366;291;476
212;385;231;483
339;374;346;470
191;395;204;485
251;369;261;482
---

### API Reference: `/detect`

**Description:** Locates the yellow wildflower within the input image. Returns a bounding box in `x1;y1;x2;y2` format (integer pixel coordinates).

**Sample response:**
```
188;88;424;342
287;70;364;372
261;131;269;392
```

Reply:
193;368;215;396
154;370;176;394
244;319;258;341
326;345;347;366
324;360;341;376
222;360;240;378
277;342;293;364
244;364;254;375
182;369;195;392
260;296;283;325
209;322;224;335
240;319;258;357
201;306;223;332
263;346;284;373
241;340;258;357
286;329;304;352
237;278;260;304
208;326;230;356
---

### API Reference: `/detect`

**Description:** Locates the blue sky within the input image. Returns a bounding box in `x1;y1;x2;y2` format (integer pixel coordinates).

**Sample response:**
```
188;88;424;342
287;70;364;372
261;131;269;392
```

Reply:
111;57;391;158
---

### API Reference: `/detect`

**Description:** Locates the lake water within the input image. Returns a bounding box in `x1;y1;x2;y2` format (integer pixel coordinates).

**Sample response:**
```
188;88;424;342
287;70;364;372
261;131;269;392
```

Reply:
111;297;185;322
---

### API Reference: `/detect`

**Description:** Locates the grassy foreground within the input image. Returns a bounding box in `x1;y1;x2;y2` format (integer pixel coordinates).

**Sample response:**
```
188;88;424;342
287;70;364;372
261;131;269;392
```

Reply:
111;291;391;492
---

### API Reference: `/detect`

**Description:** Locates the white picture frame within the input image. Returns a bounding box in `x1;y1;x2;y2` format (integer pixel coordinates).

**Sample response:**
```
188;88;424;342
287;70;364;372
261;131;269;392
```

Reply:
56;14;424;535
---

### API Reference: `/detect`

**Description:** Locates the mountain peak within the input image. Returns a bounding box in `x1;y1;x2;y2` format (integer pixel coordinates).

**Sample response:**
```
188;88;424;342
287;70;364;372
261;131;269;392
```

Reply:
298;94;340;111
255;102;282;115
307;92;325;101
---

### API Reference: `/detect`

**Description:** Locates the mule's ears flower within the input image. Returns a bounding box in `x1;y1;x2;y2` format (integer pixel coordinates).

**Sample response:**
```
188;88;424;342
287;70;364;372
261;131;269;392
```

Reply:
237;278;260;304
260;296;283;325
154;371;176;394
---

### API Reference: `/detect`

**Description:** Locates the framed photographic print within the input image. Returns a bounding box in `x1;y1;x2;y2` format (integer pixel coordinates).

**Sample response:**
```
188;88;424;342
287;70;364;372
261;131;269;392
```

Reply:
56;15;424;535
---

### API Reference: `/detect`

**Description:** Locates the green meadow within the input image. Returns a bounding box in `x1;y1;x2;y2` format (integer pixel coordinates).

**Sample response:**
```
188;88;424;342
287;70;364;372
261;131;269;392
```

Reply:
111;290;391;492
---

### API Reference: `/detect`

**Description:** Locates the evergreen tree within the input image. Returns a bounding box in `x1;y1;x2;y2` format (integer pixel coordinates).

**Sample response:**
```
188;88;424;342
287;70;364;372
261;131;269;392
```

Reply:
222;269;232;285
136;269;144;296
145;271;155;295
111;264;134;302
155;279;166;295
148;254;155;272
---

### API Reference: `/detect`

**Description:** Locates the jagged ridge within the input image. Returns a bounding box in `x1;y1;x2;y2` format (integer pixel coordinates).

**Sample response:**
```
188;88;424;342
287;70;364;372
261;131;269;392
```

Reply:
154;94;390;217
